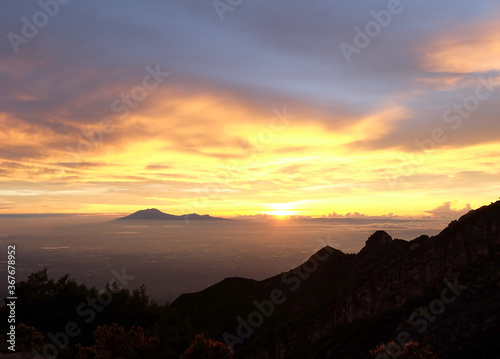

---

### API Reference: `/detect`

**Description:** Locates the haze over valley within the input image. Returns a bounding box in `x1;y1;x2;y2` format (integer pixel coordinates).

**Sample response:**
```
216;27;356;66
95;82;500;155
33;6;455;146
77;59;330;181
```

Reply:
0;211;448;303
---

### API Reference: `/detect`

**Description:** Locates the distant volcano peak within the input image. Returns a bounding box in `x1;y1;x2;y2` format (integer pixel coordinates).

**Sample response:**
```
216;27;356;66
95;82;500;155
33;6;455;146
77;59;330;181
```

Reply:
116;209;229;221
140;208;163;214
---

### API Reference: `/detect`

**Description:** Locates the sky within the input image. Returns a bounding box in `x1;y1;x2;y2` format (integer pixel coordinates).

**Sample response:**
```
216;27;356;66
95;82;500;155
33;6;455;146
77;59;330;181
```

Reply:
0;0;499;218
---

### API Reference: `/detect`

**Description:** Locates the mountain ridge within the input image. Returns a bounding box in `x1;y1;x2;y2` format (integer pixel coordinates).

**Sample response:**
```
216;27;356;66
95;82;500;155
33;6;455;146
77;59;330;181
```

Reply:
171;200;500;358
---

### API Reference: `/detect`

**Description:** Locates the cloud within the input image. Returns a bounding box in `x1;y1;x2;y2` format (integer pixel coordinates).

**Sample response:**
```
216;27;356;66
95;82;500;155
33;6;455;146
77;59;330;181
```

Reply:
2;0;500;162
1;1;500;216
423;202;472;219
52;162;108;169
145;163;172;170
421;19;500;74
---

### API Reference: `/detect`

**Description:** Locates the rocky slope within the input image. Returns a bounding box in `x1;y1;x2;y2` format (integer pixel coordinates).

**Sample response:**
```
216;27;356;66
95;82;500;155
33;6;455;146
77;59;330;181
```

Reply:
172;201;500;358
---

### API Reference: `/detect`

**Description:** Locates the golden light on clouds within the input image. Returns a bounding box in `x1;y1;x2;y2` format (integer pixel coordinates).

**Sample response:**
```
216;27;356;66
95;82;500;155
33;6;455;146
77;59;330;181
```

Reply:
2;2;500;218
2;94;499;217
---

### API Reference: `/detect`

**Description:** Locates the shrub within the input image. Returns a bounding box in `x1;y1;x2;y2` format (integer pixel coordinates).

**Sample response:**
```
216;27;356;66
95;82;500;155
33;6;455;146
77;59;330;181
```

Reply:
370;341;439;359
76;323;159;359
180;334;233;359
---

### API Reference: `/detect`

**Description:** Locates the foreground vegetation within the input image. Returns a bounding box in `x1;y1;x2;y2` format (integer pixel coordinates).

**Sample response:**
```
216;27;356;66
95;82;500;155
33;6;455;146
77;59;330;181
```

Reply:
2;269;442;359
0;268;232;358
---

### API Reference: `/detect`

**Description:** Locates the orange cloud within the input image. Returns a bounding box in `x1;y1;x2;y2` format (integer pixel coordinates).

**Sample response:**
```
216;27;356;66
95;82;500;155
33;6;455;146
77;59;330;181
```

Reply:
422;19;500;74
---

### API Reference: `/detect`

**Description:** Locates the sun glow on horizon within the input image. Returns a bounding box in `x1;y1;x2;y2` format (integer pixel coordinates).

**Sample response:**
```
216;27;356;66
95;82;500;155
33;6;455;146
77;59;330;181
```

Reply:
269;210;293;218
266;203;296;218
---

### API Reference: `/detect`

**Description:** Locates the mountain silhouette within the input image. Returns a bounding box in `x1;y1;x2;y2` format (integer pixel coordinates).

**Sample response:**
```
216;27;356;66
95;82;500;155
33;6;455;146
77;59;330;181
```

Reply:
116;208;229;221
172;200;500;358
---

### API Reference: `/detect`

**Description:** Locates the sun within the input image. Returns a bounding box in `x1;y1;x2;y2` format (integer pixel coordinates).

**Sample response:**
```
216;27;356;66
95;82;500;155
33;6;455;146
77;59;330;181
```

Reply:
267;203;295;219
273;210;291;218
